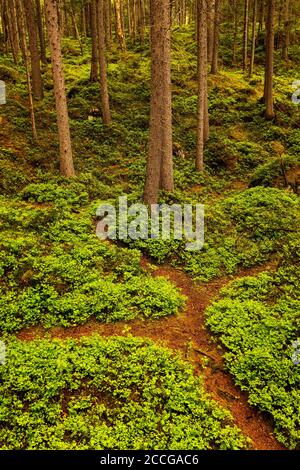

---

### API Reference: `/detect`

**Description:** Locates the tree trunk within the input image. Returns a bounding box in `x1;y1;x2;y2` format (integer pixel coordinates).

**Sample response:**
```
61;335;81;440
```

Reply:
207;0;214;64
23;0;44;100
258;0;264;32
96;0;112;125
196;0;208;172
144;0;173;205
7;0;20;63
211;0;220;74
249;0;257;76
70;4;83;54
17;0;37;140
282;0;290;61
233;0;238;66
35;0;47;64
243;0;249;72
115;0;126;51
90;0;99;81
264;0;275;120
44;0;75;177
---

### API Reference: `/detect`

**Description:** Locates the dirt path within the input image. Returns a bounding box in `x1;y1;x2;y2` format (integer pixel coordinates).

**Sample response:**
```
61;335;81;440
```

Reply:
17;260;284;451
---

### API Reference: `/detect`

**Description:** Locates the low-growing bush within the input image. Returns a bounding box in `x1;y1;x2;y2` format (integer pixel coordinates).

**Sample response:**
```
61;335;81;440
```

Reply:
0;336;248;450
206;258;300;449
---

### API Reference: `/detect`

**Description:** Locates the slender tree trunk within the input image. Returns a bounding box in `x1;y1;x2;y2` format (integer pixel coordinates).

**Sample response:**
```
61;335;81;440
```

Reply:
144;0;173;205
282;0;290;61
196;0;208;172
8;0;19;63
23;0;44;99
211;0;220;74
264;0;275;119
44;0;75;177
70;4;83;54
115;0;126;50
233;0;238;66
1;1;10;53
139;0;145;44
249;0;257;76
35;0;46;63
243;0;249;72
96;0;111;125
17;0;37;140
258;0;264;32
207;0;214;64
105;0;112;48
81;4;87;37
90;0;99;81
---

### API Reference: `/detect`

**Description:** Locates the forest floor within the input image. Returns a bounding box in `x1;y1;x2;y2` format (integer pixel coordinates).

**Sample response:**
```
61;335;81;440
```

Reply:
1;28;299;450
17;254;284;450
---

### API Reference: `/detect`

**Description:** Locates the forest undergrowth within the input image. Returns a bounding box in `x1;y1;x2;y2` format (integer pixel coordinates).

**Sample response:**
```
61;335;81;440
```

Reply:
0;26;299;450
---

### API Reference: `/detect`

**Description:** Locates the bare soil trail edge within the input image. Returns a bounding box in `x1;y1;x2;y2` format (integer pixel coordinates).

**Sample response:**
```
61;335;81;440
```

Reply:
17;258;285;450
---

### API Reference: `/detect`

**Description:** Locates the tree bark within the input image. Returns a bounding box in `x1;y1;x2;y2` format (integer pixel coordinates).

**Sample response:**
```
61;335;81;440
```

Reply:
7;0;20;64
249;0;257;76
44;0;75;176
23;0;44;99
144;0;173;205
264;0;275;119
115;0;126;51
17;0;37;140
96;0;112;125
211;0;220;74
232;0;238;66
196;0;208;172
35;0;47;64
282;0;290;61
243;0;249;72
90;0;99;81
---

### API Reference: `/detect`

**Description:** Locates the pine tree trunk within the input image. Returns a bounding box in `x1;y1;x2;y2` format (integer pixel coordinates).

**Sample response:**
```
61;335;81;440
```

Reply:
264;0;275;120
115;0;126;51
44;0;75;177
23;0;44;100
243;0;249;72
258;0;264;32
196;0;208;172
90;0;99;81
35;0;47;64
8;0;19;64
282;0;290;61
17;0;37;140
232;0;238;66
96;0;112;125
211;0;220;74
207;0;214;64
105;0;112;49
249;0;257;76
70;4;83;54
144;0;173;205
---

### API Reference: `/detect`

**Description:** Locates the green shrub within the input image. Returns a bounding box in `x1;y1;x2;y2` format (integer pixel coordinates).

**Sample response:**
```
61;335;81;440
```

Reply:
21;182;89;208
206;260;300;449
0;336;248;450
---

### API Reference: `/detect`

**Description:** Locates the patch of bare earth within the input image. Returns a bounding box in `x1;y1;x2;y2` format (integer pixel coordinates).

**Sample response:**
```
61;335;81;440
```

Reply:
17;259;285;450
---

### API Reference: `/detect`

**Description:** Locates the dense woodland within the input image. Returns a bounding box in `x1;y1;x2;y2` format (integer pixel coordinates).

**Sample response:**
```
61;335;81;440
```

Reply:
0;0;299;451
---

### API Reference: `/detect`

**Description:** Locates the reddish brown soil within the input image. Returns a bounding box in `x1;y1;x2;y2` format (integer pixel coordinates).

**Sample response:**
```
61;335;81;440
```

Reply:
17;259;285;451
